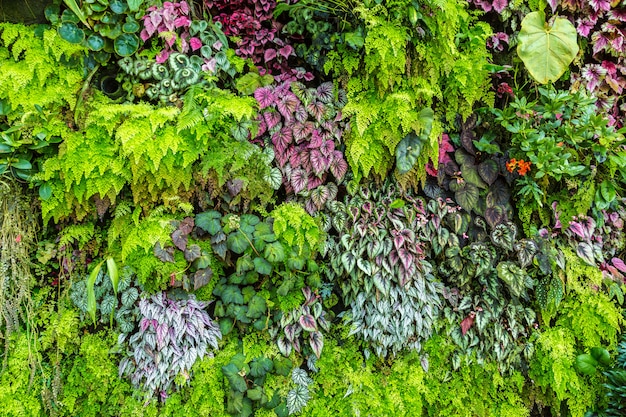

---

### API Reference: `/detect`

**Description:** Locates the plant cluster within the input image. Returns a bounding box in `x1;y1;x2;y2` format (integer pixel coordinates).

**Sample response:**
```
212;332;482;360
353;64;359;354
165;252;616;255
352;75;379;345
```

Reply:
46;0;145;63
118;292;221;400
253;81;349;213
204;0;313;82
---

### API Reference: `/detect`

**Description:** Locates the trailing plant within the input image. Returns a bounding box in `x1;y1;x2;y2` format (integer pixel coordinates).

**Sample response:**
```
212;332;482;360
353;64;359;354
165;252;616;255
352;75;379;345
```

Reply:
118;292;222;401
323;181;443;358
0;181;38;368
253;81;349;213
45;0;145;64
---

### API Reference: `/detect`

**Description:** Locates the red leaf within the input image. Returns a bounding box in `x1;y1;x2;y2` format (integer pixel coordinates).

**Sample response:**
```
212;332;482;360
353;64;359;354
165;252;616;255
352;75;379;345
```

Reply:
461;312;476;336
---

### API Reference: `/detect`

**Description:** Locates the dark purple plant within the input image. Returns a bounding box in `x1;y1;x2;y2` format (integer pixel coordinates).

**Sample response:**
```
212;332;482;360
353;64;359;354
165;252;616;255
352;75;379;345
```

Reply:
204;0;313;81
254;81;349;213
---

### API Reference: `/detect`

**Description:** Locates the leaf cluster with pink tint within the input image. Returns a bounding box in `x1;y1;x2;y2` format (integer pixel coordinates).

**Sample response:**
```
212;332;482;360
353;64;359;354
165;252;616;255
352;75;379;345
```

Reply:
141;1;198;64
552;0;626;126
204;0;313;82
254;81;349;213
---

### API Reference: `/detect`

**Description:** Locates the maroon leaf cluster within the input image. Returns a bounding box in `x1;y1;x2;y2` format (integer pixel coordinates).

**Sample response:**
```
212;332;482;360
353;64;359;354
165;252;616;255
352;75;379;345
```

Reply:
254;81;349;213
204;0;312;81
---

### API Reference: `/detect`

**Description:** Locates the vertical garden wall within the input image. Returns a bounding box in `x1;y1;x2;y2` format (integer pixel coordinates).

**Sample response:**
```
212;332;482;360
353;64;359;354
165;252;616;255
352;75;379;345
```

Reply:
1;0;626;416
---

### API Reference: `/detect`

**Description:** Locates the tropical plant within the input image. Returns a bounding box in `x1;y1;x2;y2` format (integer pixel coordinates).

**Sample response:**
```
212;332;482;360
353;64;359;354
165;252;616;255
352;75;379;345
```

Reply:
45;0;145;64
118;292;222;401
253;80;349;213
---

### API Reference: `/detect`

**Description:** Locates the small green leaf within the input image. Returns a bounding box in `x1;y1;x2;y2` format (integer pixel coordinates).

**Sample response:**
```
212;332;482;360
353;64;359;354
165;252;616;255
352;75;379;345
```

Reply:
247;295;267;319
575;354;598;376
253;257;272;275
591;347;611;367
39;184;52;201
195;210;222;235
222;363;248;392
127;0;143;12
122;19;141;34
86;34;105;51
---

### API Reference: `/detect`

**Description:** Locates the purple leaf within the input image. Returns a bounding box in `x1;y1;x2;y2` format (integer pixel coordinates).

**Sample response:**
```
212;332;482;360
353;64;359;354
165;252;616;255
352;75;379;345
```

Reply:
310;150;330;176
393;233;405;251
291;168;308;193
307;101;326;121
277;94;299;118
264;110;282;130
577;242;596;266
320;140;335;157
272;128;293;156
569;221;586;239
398;247;413;270
294;104;308;123
302;287;316;306
299;314;318;332
492;0;508;13
254;86;276;109
309;331;324;359
279;44;294;59
612;257;626;273
308;175;324;190
171;229;188;251
293;122;314;142
316;82;334;103
264;48;277;62
329;157;348;181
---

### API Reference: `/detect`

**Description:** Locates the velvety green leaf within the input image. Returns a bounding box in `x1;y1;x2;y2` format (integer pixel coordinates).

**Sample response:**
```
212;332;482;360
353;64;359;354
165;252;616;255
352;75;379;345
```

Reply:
264;241;285;263
247;295;267;319
253;257;272;275
591;347;611;366
228;231;250;254
222;285;244;305
461;165;487;189
86;34;105;51
455;184;479;212
517;11;579;84
196;210;222;235
396;132;425;174
223;363;248;392
250;357;273;378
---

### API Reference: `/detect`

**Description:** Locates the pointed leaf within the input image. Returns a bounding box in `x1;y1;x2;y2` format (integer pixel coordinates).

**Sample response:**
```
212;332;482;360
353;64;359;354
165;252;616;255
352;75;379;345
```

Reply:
455;184;479;212
309;331;324;358
299;314;318;332
478;160;499;185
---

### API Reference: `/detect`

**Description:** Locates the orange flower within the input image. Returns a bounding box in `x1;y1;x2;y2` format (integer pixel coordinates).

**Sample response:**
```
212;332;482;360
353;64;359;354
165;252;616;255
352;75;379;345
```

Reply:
517;160;532;176
506;158;517;173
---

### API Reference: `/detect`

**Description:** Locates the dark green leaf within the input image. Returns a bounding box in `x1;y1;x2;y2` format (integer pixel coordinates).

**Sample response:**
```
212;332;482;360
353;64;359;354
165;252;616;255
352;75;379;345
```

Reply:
575;354;598;376
58;22;85;43
253;257;272;275
195;211;222;235
114;33;139;57
249;357;273;378
455;184;479;212
274;357;292;376
478;160;499;185
396;132;425;174
227;231;250;254
86;34;105;51
39;184;52;201
264;242;285;263
222;285;244;305
246;295;267;319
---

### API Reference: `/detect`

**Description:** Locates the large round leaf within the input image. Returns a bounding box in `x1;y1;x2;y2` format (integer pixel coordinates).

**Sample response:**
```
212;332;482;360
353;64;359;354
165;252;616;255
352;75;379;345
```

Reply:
86;34;105;51
114;33;139;57
58;22;85;44
517;11;579;84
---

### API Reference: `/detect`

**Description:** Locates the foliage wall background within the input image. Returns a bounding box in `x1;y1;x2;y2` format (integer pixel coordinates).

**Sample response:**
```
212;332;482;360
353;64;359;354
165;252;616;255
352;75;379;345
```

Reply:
1;0;626;416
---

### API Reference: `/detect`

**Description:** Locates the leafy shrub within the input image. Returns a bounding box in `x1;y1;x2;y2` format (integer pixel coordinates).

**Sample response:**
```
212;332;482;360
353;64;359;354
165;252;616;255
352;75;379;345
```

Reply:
118;292;221;401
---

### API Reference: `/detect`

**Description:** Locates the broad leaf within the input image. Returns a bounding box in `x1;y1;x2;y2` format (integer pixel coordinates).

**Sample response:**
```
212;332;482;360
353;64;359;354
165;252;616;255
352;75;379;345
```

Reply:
396;132;425;174
184;244;202;262
193;268;212;290
341;252;356;273
253;257;272;275
250;357;273;378
227;231;250;254
576;242;596;266
517;11;579;84
264;242;285;263
299;314;317;332
114;33;140;57
455;184;479;212
478;160;499;185
58;22;84;44
491;222;517;251
195;211;222;235
222;363;248;392
154;242;175;262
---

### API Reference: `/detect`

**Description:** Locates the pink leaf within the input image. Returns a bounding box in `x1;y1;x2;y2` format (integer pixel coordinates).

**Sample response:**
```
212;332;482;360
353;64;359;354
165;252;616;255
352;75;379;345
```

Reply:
299;314;318;332
310;150;329;176
254;87;276;109
264;111;281;130
264;48;277;62
330;157;348;181
398;247;413;270
277;94;299;118
291;168;307;193
279;44;294;59
612;257;626;273
309;331;324;358
492;0;508;13
190;37;202;51
320;140;335;156
308;175;324;190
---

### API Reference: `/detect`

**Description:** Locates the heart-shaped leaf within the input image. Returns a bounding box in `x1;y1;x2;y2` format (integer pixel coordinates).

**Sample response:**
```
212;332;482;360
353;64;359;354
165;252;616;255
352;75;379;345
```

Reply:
455;183;479;212
309;331;324;359
478;160;499;185
193;268;212;290
396;132;425;174
517;11;579;84
86;34;105;51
